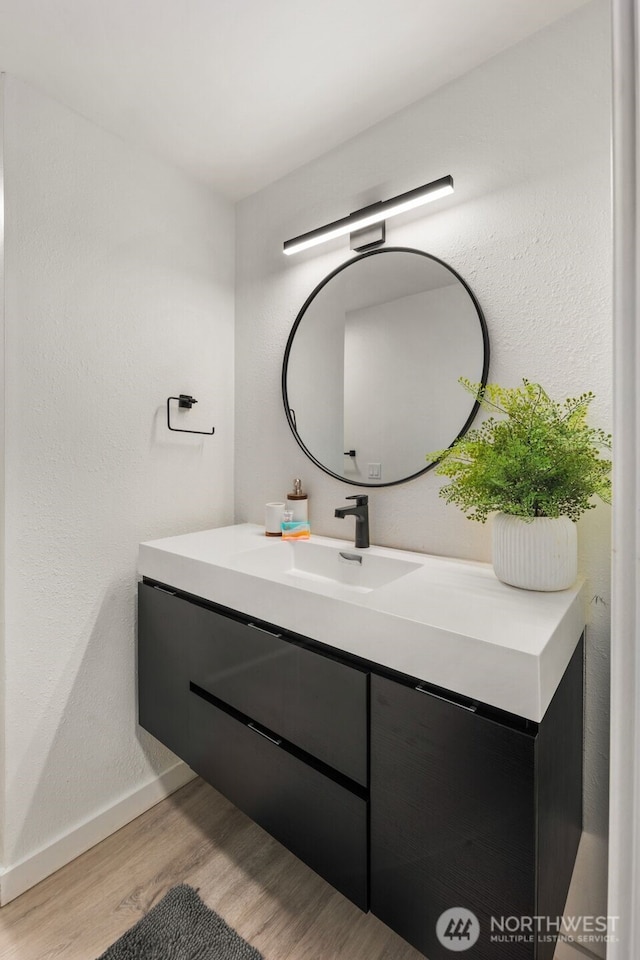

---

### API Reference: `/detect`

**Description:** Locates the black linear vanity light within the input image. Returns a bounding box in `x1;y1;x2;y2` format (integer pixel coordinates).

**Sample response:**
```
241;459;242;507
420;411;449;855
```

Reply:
283;175;454;256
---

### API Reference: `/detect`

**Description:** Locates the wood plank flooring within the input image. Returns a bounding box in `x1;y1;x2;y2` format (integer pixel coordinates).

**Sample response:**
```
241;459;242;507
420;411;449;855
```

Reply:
0;777;423;960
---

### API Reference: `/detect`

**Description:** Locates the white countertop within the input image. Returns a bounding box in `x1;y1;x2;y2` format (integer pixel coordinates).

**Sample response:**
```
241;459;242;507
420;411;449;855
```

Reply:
138;523;586;722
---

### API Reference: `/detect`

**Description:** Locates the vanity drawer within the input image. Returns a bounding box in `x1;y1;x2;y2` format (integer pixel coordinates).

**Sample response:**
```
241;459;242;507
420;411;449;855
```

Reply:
188;601;368;786
138;582;192;762
189;690;368;910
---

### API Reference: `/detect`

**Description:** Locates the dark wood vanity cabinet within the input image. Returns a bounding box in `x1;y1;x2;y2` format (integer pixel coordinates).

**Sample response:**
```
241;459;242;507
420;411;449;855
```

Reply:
138;579;583;959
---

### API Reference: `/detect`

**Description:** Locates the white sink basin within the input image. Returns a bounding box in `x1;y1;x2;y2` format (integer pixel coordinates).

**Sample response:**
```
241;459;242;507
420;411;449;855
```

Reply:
230;540;421;593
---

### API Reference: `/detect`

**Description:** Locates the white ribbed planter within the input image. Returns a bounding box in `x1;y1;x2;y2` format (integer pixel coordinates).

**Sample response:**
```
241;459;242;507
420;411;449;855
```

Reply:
491;514;578;591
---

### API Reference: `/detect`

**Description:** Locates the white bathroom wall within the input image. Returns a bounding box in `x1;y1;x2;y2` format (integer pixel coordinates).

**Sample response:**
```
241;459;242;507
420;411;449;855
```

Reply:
0;74;6;872
0;75;235;899
236;0;611;946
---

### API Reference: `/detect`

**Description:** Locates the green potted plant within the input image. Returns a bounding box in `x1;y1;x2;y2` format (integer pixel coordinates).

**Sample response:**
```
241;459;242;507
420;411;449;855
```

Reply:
427;379;612;590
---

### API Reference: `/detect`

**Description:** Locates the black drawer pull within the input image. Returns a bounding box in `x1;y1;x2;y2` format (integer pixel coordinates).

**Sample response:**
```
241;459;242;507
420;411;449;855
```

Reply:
247;622;282;639
153;585;177;596
415;685;478;712
248;722;282;746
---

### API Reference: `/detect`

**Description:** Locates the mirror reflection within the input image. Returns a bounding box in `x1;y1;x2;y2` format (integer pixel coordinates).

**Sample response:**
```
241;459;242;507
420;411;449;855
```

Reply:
283;247;489;486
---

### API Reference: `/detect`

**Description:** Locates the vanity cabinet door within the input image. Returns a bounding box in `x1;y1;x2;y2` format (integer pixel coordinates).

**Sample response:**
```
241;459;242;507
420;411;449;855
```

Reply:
370;676;536;960
137;582;194;762
189;603;368;785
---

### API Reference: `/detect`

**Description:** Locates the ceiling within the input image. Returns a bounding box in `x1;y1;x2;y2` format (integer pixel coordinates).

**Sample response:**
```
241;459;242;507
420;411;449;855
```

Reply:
0;0;589;199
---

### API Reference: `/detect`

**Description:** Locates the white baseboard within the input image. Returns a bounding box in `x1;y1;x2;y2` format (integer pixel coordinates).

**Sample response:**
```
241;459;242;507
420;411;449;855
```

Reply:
0;762;196;905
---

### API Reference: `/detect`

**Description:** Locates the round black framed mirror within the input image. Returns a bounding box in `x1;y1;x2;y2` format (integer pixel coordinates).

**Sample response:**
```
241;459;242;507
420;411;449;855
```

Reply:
282;247;490;487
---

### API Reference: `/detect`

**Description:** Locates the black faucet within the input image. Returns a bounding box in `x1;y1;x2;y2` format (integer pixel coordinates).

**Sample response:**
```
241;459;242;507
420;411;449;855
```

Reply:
335;495;369;549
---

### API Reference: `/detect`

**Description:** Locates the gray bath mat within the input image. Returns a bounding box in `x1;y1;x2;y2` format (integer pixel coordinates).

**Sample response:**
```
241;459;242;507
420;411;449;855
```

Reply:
96;884;263;959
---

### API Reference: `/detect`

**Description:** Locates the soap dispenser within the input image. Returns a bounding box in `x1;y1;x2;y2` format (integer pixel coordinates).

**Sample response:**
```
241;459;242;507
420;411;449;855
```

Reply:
286;478;308;523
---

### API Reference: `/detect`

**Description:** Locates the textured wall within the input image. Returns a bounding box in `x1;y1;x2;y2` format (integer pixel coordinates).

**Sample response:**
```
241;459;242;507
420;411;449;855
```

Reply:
236;0;612;939
2;76;235;871
0;74;6;872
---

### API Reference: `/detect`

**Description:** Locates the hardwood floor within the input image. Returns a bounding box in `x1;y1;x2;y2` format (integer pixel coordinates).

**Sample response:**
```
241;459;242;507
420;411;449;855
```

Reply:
0;777;423;960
